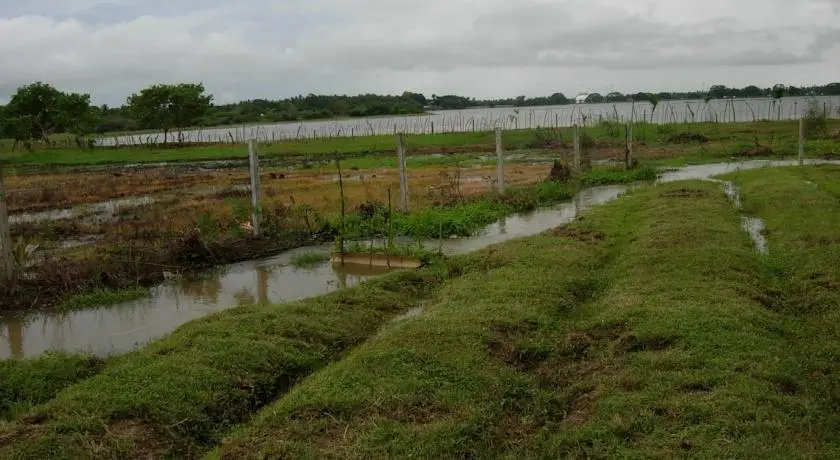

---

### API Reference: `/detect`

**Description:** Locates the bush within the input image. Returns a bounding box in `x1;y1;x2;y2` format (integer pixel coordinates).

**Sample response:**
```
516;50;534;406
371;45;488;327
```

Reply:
804;98;828;138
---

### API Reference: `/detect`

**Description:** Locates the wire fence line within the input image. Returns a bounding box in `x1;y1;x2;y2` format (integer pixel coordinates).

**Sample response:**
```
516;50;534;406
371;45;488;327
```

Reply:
98;96;840;147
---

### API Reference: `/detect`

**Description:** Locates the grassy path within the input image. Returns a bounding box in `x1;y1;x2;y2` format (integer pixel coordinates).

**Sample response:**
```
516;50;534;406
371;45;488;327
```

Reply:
210;179;839;458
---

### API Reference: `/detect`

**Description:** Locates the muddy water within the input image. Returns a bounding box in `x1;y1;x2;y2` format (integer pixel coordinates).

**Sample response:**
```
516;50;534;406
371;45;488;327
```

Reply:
3;160;840;359
9;196;156;225
0;185;629;359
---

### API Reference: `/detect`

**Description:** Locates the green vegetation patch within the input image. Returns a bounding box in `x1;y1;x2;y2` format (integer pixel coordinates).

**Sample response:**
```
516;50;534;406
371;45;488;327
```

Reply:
289;251;330;269
55;288;149;312
0;353;104;421
211;179;840;458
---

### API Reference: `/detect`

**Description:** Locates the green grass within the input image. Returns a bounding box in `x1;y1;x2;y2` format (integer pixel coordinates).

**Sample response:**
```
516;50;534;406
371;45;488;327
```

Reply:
2;120;837;167
339;166;656;240
209;178;840;459
289;252;330;269
54;288;149;312
0;353;104;421
0;260;486;458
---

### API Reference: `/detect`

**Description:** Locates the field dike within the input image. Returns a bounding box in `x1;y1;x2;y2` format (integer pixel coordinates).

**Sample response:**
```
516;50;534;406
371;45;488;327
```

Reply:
0;257;498;458
4;167;840;458
208;177;840;459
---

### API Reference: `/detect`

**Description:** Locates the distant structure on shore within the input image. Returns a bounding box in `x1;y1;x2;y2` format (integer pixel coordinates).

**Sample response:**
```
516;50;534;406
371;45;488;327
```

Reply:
575;92;591;104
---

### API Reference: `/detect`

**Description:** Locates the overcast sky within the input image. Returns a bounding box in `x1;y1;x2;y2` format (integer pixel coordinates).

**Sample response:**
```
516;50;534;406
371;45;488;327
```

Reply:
2;0;839;105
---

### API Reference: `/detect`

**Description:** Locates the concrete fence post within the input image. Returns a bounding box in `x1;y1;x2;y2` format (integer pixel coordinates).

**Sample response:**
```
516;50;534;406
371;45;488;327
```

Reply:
495;127;505;194
396;133;409;212
626;122;634;170
0;164;14;281
799;117;805;166
573;124;582;174
248;140;262;236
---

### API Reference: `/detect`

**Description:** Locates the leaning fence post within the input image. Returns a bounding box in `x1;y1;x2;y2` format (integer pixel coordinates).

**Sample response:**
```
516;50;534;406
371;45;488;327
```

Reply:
625;122;634;170
799;117;805;166
248;140;262;236
396;133;409;212
495;127;505;194
0;164;14;281
573;124;582;174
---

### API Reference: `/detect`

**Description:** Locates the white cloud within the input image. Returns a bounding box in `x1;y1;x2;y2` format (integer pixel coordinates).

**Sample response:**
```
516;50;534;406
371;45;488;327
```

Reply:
1;0;838;104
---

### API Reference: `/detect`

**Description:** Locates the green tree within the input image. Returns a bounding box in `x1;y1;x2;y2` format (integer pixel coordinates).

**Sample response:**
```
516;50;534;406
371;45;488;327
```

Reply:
1;82;93;142
127;83;212;144
402;91;427;106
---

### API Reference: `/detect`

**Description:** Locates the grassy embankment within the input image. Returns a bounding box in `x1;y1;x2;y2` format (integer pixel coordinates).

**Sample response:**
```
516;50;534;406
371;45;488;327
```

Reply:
0;353;104;421
207;171;840;458
4;168;840;458
2;119;838;167
0;257;483;458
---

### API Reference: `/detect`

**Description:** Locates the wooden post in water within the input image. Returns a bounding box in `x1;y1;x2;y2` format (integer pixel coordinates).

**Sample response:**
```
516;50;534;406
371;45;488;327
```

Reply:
396;133;409;212
799;117;805;166
495;127;505;194
248;140;262;236
0;164;14;281
573;124;582;174
625;122;634;170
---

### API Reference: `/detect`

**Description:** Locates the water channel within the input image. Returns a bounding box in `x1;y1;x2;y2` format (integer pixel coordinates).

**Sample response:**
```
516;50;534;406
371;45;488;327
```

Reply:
2;159;838;359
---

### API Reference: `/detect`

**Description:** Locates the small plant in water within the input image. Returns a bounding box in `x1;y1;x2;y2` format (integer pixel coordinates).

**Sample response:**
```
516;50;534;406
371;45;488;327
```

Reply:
290;252;330;269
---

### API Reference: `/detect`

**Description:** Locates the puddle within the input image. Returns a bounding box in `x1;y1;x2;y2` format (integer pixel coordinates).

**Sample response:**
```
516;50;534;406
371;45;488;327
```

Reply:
720;180;768;255
10;196;155;225
741;216;768;254
392;306;425;323
0;245;386;359
3;159;839;359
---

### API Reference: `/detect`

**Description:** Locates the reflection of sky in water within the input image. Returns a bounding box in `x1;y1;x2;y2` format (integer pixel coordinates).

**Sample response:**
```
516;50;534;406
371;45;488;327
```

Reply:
4;160;840;359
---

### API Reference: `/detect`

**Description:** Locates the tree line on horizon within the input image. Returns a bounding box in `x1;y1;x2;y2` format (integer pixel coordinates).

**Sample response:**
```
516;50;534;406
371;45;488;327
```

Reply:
1;81;839;145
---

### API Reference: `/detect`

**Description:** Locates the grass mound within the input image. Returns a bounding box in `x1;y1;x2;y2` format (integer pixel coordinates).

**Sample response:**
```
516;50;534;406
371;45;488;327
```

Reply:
0;260;486;458
212;179;840;458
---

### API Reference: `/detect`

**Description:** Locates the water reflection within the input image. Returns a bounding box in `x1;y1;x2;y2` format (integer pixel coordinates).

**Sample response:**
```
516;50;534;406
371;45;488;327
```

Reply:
0;245;382;359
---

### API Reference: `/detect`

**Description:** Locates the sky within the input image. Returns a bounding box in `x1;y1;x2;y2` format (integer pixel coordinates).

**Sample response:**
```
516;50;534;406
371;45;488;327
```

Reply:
1;0;839;105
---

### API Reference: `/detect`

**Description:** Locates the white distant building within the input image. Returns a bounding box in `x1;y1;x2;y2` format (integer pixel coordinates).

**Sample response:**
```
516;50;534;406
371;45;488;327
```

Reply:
575;92;590;104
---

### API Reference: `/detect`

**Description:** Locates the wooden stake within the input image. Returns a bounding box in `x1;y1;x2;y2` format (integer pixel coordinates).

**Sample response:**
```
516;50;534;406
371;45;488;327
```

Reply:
0;163;14;281
396;133;409;212
495;127;505;194
248;140;262;236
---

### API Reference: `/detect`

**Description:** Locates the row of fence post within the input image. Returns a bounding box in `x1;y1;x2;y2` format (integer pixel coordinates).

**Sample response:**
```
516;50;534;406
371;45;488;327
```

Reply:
0;117;813;280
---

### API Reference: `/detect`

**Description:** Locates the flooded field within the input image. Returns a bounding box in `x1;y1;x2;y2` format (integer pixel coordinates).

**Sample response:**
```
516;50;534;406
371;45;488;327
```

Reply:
4;159;839;358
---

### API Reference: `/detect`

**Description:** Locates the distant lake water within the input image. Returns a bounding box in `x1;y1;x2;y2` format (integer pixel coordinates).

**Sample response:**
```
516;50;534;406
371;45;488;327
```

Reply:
101;96;840;146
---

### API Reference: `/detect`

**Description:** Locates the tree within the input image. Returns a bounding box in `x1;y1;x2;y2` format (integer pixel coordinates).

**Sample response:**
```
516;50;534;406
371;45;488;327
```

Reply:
742;85;763;98
127;83;212;144
548;93;569;105
2;82;93;142
708;85;730;99
402;91;427;106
